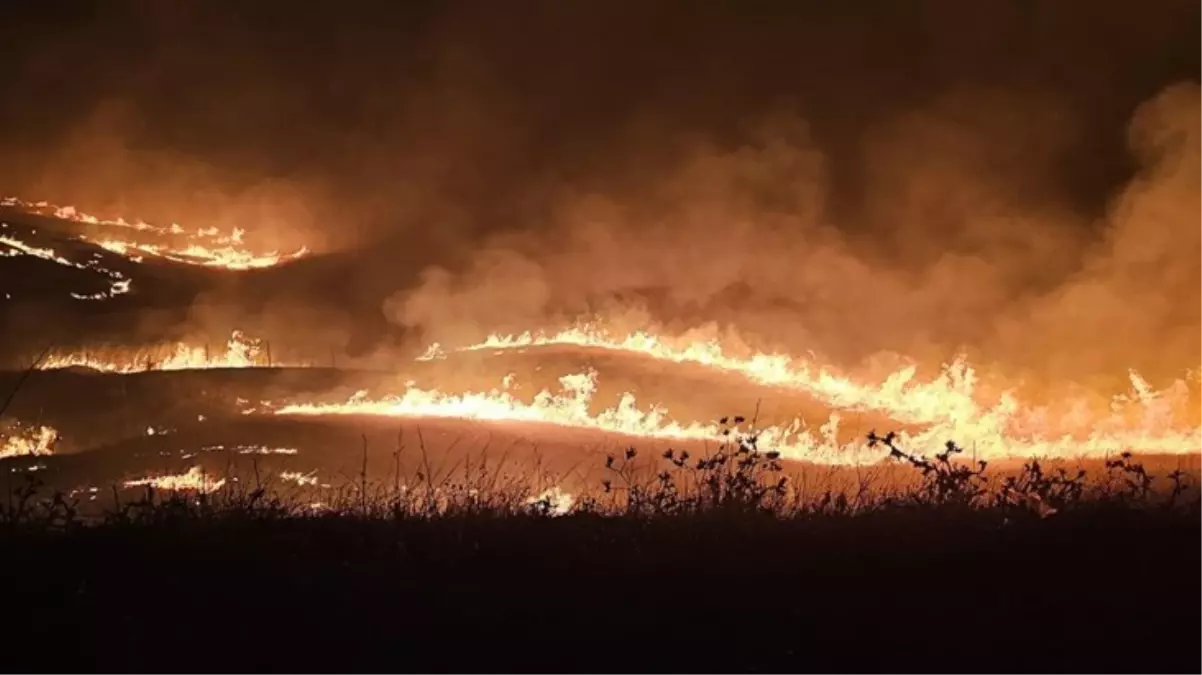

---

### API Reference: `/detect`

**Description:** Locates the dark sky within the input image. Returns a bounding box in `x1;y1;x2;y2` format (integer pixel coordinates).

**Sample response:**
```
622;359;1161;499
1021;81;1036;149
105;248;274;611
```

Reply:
1;1;1196;222
0;0;1198;377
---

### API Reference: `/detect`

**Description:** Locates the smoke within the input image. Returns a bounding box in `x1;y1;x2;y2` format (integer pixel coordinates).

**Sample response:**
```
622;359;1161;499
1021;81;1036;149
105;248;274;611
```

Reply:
0;1;1197;384
996;83;1201;383
379;89;1067;357
384;81;1200;384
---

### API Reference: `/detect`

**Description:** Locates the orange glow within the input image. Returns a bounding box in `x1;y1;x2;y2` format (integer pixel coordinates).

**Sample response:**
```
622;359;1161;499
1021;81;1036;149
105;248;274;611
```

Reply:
271;368;755;442
1;227;132;300
2;197;308;270
124;466;225;492
41;330;275;372
455;323;990;426
527;487;576;515
280;470;320;487
274;321;1202;463
0;425;58;459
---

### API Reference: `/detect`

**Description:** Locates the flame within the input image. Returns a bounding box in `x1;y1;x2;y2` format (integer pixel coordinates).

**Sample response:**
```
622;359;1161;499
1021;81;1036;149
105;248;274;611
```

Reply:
40;330;275;372
456;324;995;427
236;446;299;455
280;470;319;487
527;487;575;515
268;370;870;457
451;324;1202;454
2;197;308;270
124;466;225;492
0;425;58;459
1;227;132;300
262;365;1200;464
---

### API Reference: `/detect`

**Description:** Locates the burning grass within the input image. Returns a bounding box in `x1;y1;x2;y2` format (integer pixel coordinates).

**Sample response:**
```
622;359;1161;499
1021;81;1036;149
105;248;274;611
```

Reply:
39;330;277;372
0;224;132;300
0;423;56;459
1;196;309;270
15;318;1201;466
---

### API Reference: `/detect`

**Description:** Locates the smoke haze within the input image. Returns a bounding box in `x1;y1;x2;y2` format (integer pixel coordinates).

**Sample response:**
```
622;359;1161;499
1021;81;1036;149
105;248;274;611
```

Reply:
0;0;1197;383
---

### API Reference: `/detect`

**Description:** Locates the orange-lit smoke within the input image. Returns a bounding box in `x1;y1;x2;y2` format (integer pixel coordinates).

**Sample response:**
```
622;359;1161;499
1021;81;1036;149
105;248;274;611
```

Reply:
0;2;1196;445
385;83;1202;392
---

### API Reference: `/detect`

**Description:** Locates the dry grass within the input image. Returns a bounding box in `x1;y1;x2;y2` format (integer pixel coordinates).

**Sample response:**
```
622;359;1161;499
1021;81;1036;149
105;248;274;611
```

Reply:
1;425;1198;672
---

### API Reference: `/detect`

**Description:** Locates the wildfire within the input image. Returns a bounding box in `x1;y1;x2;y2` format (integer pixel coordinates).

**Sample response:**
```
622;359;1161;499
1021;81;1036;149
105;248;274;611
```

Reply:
527;487;575;515
235;445;299;455
1;226;132;300
0;425;58;459
2;197;308;270
265;370;843;457
124;466;226;492
40;330;273;372
263;366;1201;464
454;324;992;427
280;470;320;487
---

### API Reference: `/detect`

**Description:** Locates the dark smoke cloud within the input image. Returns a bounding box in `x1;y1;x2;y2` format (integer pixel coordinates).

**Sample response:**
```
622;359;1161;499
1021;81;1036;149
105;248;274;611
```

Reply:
0;0;1197;383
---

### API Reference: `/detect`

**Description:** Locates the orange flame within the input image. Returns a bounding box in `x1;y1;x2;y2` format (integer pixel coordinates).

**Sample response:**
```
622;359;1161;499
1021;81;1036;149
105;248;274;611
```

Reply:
40;330;276;372
266;318;1202;463
454;324;993;426
1;226;132;300
527;487;576;515
2;197;308;270
279;470;320;487
0;425;58;459
124;466;225;492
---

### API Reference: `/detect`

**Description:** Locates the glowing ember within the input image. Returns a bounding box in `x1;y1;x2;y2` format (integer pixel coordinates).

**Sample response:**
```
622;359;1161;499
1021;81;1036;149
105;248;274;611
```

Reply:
2;197;308;270
0;425;58;459
40;330;272;372
124;466;225;492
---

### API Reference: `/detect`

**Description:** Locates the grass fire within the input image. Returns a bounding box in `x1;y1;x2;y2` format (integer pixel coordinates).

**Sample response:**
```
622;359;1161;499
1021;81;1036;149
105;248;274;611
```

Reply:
0;2;1198;672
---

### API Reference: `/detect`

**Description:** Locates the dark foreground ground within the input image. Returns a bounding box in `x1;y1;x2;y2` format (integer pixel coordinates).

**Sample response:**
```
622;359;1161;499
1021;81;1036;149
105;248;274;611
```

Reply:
2;505;1198;673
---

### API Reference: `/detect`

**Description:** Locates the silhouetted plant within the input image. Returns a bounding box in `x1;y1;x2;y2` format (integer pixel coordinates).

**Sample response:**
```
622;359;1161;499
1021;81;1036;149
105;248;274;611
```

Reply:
1104;451;1155;503
868;431;987;507
2;423;1198;527
601;417;787;516
996;459;1086;517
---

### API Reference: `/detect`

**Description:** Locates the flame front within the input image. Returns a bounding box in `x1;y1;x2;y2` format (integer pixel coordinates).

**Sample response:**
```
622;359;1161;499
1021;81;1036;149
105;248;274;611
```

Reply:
457;324;991;427
26;317;1202;464
274;369;750;443
5;201;1197;468
40;330;274;372
1;226;132;300
2;197;308;270
260;321;1202;461
124;466;226;492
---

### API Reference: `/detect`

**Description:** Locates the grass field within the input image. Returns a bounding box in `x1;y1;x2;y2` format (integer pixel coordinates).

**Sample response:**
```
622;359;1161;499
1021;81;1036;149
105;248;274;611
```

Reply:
2;433;1199;673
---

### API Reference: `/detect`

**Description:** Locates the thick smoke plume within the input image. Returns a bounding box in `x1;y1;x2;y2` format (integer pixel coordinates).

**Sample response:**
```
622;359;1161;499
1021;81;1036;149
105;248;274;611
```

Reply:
0;1;1197;385
387;82;1201;386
